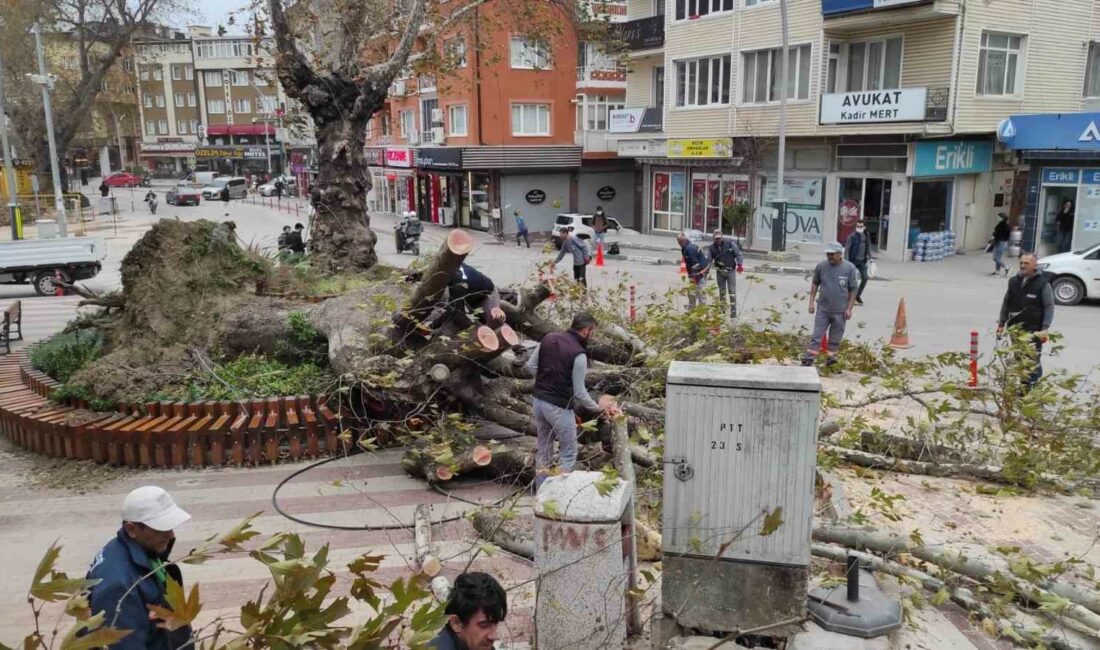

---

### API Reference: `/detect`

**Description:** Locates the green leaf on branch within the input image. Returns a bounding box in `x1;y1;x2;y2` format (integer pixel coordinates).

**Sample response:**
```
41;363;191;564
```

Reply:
759;507;784;537
58;612;131;650
594;466;621;497
29;542;99;603
146;577;201;632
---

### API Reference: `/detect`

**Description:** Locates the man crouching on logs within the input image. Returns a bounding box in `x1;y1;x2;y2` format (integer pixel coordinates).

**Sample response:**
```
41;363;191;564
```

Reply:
524;311;621;488
421;263;507;336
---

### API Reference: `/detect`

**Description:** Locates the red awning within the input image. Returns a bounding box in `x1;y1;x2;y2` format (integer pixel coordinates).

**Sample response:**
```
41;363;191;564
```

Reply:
205;124;274;136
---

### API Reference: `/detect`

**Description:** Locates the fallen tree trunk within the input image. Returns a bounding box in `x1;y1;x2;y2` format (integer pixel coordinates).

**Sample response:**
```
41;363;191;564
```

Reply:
402;434;536;484
470;508;534;559
414;503;441;577
814;526;1100;633
821;444;1099;495
392;229;474;334
811;543;1085;650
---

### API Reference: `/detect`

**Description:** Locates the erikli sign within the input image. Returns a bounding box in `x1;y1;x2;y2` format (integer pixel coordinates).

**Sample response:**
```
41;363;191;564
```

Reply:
820;88;927;124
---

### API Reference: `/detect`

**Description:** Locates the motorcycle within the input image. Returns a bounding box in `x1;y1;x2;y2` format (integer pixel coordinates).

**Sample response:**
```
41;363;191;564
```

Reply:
394;211;422;255
145;193;158;215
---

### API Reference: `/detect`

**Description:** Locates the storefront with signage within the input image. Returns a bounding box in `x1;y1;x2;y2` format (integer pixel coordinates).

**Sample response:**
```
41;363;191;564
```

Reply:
366;146;416;215
139;141;196;175
462;146;583;234
906;139;994;252
193;144;274;176
413;147;464;226
998;112;1100;256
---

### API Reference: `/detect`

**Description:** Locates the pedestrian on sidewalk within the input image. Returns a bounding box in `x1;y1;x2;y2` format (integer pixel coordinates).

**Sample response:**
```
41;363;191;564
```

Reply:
99;180;110;198
514;210;530;248
802;242;859;367
677;232;709;309
592;206;609;250
429;572;508;650
844;220;872;305
997;253;1054;391
1055;200;1075;253
990;212;1011;276
708;230;744;318
525;312;619;488
86;486;193;650
552;226;590;289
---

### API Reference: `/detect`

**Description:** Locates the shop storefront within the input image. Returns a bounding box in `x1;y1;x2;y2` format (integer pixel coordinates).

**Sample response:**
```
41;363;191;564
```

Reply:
998;112;1100;255
366;147;416;215
413;147;463;226
193;144;275;176
908;139;994;251
139;141;196;175
642;139;750;236
460;146;583;233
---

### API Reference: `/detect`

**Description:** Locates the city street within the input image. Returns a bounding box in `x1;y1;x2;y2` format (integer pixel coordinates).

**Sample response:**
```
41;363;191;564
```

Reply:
3;181;1098;377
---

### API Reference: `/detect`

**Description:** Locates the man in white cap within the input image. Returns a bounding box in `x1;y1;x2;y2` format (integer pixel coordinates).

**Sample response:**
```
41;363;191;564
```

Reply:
87;486;192;649
802;242;859;367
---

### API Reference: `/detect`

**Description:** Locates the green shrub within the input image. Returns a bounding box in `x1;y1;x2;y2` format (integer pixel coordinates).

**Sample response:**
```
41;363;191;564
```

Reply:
52;383;118;412
148;354;334;402
30;331;106;383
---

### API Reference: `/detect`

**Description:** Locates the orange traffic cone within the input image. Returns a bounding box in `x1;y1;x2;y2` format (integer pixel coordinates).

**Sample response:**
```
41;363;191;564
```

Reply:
595;242;605;267
889;298;914;349
678;257;687;275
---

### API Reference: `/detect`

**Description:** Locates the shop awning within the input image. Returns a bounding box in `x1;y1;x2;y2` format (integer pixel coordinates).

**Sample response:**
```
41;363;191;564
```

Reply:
462;146;581;170
205;124;275;136
998;112;1100;152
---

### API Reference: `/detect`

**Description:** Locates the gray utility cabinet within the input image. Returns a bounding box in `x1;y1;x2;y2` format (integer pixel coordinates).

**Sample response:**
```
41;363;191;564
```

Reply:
661;362;820;635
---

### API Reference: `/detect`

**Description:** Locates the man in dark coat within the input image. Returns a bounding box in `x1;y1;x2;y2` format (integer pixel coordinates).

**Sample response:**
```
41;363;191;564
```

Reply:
87;486;192;650
677;232;710;309
998;253;1055;390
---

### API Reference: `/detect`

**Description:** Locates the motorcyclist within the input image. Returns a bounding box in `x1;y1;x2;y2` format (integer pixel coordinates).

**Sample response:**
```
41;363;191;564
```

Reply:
144;190;158;214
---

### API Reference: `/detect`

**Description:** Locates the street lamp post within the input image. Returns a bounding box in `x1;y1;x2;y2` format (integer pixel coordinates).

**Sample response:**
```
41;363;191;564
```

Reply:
114;113;128;170
0;49;23;240
31;23;67;237
771;0;790;252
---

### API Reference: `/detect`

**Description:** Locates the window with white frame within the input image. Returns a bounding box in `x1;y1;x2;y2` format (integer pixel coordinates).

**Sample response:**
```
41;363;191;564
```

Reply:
399;109;416;139
195;40;254;58
174;93;184;107
976;31;1023;96
448;104;468;135
207;99;225;114
153;67;162;81
445;37;467;68
741;44;811;104
233;98;251;113
191;119;198;134
510;36;551;69
230;70;249;86
381;113;392;136
512;103;550;135
827;37;902;93
155;95;165;108
674;0;733;20
187;92;196;107
123;59;133;72
140;68;149;81
654;66;665;107
204;71;222;86
575;94;625;131
177;120;189;134
185;65;194;80
143;94;153;108
172;65;182;80
258;95;277;113
674;54;732;108
145;121;156;135
157;119;168;134
744;0;774;5
1085;43;1100;97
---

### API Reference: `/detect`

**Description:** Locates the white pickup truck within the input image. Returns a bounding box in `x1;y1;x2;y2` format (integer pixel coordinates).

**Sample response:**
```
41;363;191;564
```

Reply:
0;237;107;295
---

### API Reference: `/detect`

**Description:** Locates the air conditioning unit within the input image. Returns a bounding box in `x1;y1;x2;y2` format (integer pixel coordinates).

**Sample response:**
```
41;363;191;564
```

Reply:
391;79;407;96
431;108;443;124
431;127;445;143
407;130;420;144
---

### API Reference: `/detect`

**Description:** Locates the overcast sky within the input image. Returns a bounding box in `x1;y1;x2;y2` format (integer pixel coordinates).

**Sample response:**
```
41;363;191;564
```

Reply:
179;0;254;33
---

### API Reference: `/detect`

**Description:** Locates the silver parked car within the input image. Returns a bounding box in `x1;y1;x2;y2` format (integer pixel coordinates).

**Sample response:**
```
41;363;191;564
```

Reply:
201;177;249;200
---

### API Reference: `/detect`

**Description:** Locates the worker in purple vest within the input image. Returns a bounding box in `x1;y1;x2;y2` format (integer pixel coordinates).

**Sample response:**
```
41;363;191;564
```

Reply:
524;311;619;488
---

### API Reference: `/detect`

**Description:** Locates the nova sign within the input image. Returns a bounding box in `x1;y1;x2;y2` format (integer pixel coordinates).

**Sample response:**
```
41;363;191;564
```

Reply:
820;88;926;124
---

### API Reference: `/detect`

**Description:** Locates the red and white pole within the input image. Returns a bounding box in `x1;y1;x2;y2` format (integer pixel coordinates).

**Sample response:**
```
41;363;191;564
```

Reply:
629;285;637;323
968;330;979;387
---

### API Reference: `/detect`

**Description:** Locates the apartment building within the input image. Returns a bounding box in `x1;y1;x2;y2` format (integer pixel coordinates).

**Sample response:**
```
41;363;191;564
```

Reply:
133;27;290;177
614;0;1100;260
363;1;637;233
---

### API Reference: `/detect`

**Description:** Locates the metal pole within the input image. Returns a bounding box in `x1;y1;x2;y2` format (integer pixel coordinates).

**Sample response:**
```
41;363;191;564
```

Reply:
114;114;127;170
0;50;23;240
32;23;67;237
772;0;790;252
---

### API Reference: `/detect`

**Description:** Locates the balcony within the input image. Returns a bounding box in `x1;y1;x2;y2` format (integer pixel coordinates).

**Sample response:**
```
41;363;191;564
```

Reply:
590;0;628;22
614;15;664;52
577;65;627;88
818;86;949;126
822;0;950;30
575;130;615;153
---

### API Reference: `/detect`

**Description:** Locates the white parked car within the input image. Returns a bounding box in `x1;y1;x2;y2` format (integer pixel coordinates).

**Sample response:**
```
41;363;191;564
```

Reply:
1038;243;1100;305
259;175;297;197
551;213;629;249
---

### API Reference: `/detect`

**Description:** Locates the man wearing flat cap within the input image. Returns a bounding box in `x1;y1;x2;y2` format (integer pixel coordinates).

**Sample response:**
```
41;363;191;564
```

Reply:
87;486;193;649
803;242;859;367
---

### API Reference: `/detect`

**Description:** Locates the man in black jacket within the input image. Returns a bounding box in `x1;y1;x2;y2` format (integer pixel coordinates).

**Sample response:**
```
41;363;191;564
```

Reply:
990;212;1011;276
844;220;872;305
708;230;744;318
997;253;1054;390
428;572;507;650
424;263;506;335
524;312;618;487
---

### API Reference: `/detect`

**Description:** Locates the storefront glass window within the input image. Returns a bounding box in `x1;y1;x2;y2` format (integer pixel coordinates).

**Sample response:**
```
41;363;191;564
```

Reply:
652;171;685;231
909;179;953;245
463;172;492;230
688;174;749;234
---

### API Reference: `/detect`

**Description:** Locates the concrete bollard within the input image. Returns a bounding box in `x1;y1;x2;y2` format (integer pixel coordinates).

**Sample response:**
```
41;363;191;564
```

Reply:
535;470;633;650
